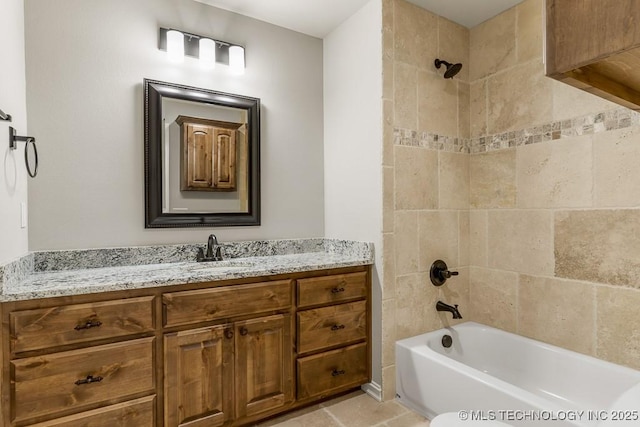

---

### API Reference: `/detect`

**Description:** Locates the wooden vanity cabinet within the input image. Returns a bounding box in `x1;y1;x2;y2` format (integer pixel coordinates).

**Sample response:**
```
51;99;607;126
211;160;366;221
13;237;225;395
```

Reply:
546;0;640;110
0;266;370;427
162;279;294;426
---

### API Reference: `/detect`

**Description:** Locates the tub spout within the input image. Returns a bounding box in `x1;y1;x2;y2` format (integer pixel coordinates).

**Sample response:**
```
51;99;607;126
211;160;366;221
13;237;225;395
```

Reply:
436;301;462;319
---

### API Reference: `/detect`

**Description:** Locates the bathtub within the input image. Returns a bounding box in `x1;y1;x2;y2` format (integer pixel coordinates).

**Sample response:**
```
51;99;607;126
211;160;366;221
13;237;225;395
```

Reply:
396;322;640;427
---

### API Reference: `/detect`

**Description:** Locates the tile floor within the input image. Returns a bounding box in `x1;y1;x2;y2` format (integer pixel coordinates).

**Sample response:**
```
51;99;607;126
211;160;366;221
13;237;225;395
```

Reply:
256;391;431;427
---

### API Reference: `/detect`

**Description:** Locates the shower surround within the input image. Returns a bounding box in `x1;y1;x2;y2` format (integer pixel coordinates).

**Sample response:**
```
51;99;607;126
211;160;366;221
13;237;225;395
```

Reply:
381;0;640;400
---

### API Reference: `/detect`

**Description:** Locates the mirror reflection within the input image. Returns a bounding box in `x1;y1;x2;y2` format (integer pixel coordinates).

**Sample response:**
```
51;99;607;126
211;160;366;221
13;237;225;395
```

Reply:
162;98;249;214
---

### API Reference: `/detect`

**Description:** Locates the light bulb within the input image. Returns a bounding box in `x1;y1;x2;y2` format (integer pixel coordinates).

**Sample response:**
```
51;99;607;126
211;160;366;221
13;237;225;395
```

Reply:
199;38;216;69
229;45;245;75
167;30;184;63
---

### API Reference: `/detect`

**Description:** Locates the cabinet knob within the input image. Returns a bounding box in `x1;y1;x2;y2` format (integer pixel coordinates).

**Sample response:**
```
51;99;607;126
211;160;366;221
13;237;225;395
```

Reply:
331;369;346;377
225;329;234;339
330;324;345;331
75;375;103;386
239;327;249;336
74;319;102;331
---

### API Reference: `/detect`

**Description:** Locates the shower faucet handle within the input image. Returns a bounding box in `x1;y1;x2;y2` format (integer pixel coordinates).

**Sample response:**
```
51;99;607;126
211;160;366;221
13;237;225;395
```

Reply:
429;259;458;286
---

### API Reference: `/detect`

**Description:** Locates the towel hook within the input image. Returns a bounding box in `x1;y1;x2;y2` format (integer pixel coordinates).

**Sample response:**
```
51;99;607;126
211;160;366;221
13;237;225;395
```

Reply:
9;126;39;178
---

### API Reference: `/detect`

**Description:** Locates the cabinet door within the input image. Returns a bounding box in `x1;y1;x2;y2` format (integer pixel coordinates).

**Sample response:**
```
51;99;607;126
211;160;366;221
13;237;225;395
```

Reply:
235;314;293;419
164;325;234;427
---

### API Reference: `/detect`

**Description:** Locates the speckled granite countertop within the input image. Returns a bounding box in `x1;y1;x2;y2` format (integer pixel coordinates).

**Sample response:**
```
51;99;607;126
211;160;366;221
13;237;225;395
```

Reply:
0;239;373;302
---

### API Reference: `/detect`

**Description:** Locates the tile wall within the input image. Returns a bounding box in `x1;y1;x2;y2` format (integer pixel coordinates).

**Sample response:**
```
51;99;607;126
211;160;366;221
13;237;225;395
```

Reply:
381;0;640;401
381;0;470;400
467;0;640;372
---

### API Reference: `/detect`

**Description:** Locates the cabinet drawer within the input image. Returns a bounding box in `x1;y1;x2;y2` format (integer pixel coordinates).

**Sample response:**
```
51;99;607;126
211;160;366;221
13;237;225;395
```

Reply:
11;296;155;354
163;280;292;327
26;396;156;427
297;301;366;354
12;337;155;424
297;342;368;400
297;272;367;309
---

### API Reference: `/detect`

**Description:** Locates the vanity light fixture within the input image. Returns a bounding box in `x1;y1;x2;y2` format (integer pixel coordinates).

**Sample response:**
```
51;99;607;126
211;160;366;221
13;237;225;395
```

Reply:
166;30;184;63
159;28;245;72
229;45;245;75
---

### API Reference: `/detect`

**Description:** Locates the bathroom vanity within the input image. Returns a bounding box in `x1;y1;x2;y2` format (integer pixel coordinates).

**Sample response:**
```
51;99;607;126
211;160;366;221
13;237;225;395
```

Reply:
0;239;372;427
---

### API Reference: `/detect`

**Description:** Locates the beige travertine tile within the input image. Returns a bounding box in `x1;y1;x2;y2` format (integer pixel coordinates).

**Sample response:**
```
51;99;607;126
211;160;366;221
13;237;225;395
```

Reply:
383;166;395;232
555;210;640;288
383;233;396;298
551;80;618;122
439;152;469;209
395;211;419;275
383;100;394;166
383;0;394;60
418;71;458;136
516;0;543;63
394;146;438;210
487;210;554;275
394;62;418;130
437;16;470;82
596;286;640;370
458;82;470;139
383;55;394;103
469;267;518;332
458;211;470;267
261;409;339;427
386;411;431;427
324;386;408;427
382;298;396;367
395;273;431;339
469;210;488;267
516;136;593;208
470;149;516;208
382;365;397;401
487;60;553;134
258;404;324;426
594;126;640;207
470;7;516;81
518;275;595;355
393;0;438;71
418;211;459;272
470;80;487;138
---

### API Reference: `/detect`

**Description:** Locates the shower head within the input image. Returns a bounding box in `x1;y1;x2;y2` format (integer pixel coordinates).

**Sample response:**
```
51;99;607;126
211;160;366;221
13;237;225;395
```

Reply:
434;59;462;79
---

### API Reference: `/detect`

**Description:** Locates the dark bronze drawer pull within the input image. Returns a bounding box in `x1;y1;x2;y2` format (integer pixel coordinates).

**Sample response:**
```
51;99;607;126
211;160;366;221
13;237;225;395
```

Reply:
331;324;345;331
75;375;103;385
74;319;102;331
331;287;345;294
331;369;346;377
239;327;249;336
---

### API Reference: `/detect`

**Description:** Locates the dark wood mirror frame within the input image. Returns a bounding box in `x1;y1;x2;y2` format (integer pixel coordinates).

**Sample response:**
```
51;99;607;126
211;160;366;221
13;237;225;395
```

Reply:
144;79;260;228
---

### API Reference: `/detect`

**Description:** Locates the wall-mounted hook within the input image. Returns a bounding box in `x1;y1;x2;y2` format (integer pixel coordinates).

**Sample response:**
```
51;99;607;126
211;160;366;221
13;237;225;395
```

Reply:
0;108;11;122
9;126;39;178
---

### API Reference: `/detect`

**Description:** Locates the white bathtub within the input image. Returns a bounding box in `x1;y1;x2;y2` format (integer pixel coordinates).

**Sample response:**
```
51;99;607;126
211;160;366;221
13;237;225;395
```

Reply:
396;322;640;427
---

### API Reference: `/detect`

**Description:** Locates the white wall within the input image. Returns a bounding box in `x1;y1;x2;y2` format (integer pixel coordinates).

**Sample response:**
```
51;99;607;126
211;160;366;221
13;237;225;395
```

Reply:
323;0;383;391
24;0;324;250
0;0;29;264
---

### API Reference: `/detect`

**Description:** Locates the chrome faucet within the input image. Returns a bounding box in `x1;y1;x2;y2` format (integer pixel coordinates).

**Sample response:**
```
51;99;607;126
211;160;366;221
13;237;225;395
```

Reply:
436;301;462;319
197;234;223;262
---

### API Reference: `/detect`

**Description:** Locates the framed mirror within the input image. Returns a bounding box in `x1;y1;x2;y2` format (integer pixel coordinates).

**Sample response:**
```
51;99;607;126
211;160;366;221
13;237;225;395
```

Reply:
144;79;260;228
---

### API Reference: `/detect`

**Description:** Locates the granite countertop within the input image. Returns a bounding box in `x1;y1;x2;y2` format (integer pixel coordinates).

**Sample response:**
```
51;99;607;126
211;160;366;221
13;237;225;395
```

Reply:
0;239;373;302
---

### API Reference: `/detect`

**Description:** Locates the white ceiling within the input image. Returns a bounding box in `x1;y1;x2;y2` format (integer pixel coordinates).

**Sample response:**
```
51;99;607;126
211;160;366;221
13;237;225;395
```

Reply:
194;0;525;38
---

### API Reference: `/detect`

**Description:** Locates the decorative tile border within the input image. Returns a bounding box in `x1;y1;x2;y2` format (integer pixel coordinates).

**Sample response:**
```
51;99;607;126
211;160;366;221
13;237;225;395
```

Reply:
394;107;640;154
393;128;470;153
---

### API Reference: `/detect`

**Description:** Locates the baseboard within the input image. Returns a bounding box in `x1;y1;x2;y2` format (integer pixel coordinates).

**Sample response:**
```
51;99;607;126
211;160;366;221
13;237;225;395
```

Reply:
361;381;382;401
